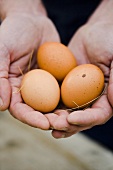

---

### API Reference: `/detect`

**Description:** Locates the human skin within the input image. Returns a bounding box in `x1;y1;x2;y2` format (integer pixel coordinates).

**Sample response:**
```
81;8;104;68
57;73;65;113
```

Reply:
0;0;60;129
45;0;113;138
0;0;113;137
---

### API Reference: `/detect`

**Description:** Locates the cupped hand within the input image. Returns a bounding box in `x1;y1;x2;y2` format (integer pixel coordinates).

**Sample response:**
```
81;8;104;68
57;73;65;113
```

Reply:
0;12;60;129
47;22;113;138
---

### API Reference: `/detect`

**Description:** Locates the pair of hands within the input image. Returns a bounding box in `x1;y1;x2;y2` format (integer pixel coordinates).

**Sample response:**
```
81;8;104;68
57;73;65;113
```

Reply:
0;12;113;138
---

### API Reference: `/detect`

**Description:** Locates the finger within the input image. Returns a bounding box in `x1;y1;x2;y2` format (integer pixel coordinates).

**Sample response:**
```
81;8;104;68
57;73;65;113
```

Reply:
46;110;76;132
68;94;112;127
45;113;59;129
68;26;89;65
51;116;95;139
46;111;69;131
51;130;76;139
9;77;50;130
0;43;11;110
108;60;113;106
51;124;92;138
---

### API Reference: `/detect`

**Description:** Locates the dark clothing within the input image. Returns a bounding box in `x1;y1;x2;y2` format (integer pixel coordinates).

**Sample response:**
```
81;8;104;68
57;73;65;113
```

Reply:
42;0;113;151
42;0;101;45
82;118;113;151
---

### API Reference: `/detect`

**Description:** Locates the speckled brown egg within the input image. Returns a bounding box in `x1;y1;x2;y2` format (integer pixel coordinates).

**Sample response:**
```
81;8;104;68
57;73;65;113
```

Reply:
21;69;60;113
61;64;104;109
37;42;77;82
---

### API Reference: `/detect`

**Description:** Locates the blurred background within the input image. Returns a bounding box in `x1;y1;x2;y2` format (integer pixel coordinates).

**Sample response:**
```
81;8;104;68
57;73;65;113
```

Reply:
0;110;113;170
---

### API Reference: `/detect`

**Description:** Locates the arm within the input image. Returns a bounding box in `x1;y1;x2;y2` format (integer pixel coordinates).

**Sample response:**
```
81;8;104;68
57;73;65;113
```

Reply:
88;0;113;23
0;0;46;20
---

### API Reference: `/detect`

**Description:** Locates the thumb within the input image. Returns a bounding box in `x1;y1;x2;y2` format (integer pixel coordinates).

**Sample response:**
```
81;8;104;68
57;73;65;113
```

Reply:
0;43;11;111
40;18;60;44
108;60;113;107
68;26;89;65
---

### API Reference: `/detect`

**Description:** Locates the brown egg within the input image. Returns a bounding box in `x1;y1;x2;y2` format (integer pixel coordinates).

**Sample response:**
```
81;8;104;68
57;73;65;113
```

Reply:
61;64;104;109
21;69;60;113
37;42;77;81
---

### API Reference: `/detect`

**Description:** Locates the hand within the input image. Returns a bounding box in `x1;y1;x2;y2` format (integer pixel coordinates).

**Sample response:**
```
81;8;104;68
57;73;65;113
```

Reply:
67;21;113;135
46;22;113;138
46;0;113;139
0;12;60;129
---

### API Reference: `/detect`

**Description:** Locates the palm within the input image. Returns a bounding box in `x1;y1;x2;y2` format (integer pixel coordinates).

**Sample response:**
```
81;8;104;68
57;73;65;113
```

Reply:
0;14;60;129
70;23;113;104
47;22;113;138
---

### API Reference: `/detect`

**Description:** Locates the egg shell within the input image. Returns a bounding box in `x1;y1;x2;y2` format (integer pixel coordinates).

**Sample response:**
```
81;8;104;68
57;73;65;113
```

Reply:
61;64;104;109
21;69;60;113
37;42;77;81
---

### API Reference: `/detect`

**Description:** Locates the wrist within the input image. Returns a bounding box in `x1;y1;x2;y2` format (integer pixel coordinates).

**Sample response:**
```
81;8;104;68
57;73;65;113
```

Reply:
88;0;113;24
0;0;47;21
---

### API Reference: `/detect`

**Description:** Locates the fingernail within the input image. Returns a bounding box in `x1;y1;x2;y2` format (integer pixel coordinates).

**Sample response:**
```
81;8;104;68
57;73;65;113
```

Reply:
72;122;80;125
60;127;68;131
61;134;66;138
70;122;82;127
0;97;3;108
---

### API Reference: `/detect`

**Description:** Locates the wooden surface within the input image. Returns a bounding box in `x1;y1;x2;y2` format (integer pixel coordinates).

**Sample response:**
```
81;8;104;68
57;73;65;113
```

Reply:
0;110;113;170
